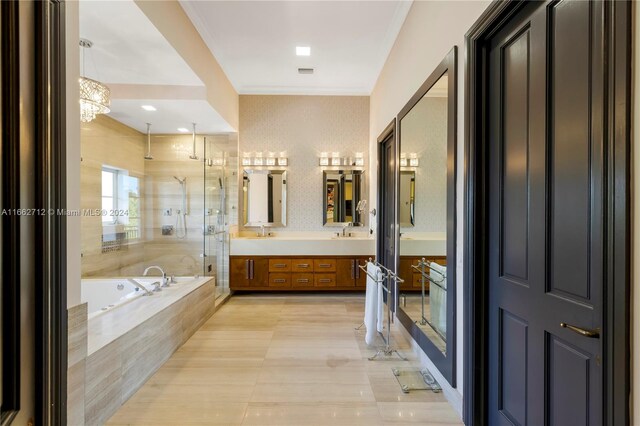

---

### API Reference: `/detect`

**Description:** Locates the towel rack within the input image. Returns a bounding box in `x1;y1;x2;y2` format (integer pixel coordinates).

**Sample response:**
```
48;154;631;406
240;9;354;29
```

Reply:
358;258;407;361
409;258;447;341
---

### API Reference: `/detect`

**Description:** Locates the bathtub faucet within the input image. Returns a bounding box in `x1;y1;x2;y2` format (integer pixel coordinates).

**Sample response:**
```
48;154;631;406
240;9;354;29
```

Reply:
127;278;155;296
143;265;169;287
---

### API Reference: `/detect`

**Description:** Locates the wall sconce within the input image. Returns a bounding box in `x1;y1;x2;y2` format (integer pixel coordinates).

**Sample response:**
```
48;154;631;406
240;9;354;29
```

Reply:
319;152;329;166
354;152;365;167
331;152;342;166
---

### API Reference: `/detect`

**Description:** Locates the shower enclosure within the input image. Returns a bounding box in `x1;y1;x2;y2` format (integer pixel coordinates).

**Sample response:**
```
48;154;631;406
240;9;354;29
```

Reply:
80;125;236;298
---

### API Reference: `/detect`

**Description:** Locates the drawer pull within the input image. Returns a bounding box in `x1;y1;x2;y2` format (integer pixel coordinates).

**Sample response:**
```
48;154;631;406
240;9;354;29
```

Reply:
274;264;287;268
296;264;309;268
297;279;310;283
273;279;287;283
318;279;332;283
318;264;332;268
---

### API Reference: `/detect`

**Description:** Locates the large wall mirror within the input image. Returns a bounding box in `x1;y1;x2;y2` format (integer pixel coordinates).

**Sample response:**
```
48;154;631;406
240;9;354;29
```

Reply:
323;170;365;226
242;169;287;227
396;47;457;385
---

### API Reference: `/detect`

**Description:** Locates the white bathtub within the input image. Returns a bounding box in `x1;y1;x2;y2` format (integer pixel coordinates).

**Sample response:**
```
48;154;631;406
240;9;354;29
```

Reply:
81;276;196;318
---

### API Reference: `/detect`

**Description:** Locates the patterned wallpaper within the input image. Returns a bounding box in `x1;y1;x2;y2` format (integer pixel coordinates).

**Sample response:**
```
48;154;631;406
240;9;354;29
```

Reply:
239;95;370;232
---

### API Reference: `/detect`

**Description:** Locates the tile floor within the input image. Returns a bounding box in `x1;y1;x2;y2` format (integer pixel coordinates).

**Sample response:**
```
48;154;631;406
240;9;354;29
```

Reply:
107;294;461;425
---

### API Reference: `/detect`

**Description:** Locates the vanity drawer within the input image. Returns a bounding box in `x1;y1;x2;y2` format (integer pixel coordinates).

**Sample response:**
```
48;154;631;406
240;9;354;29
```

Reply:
291;259;314;272
292;273;314;287
268;273;291;287
314;273;336;287
269;259;292;272
313;259;337;272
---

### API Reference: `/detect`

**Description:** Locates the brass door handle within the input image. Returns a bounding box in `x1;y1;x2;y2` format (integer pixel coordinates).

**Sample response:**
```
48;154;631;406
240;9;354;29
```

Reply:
560;322;600;338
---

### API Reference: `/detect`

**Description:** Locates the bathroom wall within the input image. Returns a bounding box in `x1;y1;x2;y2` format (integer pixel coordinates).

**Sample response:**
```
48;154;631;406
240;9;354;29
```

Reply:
369;0;491;413
81;115;146;277
399;96;448;233
239;95;369;232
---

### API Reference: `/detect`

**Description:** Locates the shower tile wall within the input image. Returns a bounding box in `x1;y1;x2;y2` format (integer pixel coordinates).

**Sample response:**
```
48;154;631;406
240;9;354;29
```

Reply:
81;116;146;277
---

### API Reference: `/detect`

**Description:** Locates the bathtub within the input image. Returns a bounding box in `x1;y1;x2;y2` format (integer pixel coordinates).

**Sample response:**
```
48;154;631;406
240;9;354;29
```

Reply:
81;276;201;318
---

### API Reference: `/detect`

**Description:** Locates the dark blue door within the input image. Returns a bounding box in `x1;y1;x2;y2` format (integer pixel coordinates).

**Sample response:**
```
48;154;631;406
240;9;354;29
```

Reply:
487;1;604;424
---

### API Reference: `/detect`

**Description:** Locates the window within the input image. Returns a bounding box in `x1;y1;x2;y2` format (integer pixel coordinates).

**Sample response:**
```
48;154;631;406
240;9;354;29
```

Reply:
101;167;141;240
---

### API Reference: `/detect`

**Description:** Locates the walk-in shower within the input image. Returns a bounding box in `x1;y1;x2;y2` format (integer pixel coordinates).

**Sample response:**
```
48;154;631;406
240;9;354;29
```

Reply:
174;176;187;239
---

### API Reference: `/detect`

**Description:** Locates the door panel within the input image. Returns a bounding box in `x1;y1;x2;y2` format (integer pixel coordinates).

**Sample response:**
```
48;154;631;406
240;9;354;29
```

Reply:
488;1;603;424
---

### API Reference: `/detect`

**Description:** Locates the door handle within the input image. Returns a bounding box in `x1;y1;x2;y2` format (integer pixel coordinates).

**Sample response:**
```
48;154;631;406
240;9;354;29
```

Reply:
560;322;600;338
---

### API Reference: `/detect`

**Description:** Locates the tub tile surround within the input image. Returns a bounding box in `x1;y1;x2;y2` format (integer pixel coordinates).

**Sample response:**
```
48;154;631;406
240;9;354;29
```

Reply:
85;277;217;425
239;95;370;233
68;302;88;426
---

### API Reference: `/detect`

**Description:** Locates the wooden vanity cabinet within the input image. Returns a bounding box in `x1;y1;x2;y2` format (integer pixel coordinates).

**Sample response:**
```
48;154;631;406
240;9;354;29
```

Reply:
337;257;370;288
231;255;374;291
398;256;447;292
230;257;268;288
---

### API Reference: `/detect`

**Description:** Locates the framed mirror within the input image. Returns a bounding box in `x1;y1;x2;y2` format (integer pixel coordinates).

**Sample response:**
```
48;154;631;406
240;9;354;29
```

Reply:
242;169;287;227
396;47;457;385
323;170;365;226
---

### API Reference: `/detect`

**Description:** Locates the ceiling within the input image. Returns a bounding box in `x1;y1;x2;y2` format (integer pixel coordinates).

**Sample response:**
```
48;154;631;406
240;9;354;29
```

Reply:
79;0;233;134
180;1;413;95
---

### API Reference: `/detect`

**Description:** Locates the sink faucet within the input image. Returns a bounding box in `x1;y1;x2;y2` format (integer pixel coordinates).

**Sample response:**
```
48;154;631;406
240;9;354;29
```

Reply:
258;224;267;237
143;265;168;287
342;222;353;237
127;278;156;296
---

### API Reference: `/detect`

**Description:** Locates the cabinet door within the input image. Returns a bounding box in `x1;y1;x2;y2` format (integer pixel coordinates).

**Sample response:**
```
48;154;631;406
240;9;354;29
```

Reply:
355;257;369;288
230;257;251;288
336;259;356;287
251;258;269;287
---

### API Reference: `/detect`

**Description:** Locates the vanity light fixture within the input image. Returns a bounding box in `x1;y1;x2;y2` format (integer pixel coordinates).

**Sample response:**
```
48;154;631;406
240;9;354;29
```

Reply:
296;46;311;56
331;152;342;166
242;151;289;167
354;152;365;167
141;105;157;111
400;152;419;168
319;152;329;166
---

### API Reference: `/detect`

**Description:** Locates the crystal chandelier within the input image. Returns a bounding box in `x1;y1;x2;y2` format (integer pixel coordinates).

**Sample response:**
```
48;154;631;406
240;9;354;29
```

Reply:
79;39;110;123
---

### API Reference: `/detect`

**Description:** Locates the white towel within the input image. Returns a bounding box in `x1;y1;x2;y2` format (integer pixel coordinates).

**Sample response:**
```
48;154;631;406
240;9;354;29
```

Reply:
377;275;384;333
429;262;447;338
364;263;382;345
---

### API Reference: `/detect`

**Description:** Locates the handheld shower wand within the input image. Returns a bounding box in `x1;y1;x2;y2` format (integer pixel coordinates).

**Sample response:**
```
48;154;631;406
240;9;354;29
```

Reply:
174;176;187;239
144;123;153;160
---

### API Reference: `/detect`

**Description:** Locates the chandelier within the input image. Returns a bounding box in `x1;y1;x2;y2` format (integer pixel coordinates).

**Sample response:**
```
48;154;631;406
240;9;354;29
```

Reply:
79;39;110;123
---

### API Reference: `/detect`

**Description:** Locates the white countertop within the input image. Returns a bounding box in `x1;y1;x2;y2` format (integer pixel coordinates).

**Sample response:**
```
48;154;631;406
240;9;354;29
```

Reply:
399;232;447;256
230;231;375;256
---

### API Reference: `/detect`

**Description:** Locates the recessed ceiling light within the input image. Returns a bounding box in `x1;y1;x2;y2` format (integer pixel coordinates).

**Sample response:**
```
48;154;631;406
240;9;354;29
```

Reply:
141;105;156;111
177;127;189;133
296;46;311;56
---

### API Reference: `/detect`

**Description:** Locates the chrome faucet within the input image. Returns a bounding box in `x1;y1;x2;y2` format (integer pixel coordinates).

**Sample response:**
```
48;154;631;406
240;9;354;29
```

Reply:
143;265;169;287
258;224;267;237
127;278;156;296
342;222;353;237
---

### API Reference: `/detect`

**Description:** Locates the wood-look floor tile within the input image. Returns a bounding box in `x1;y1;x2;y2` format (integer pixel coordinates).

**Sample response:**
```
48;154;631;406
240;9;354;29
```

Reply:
250;383;376;403
377;402;462;424
242;403;383;426
148;367;262;386
257;366;370;385
107;402;247;425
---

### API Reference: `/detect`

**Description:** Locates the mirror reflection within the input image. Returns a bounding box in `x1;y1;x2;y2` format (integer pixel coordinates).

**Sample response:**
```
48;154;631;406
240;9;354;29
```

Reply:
323;170;364;226
242;169;287;227
398;71;449;354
